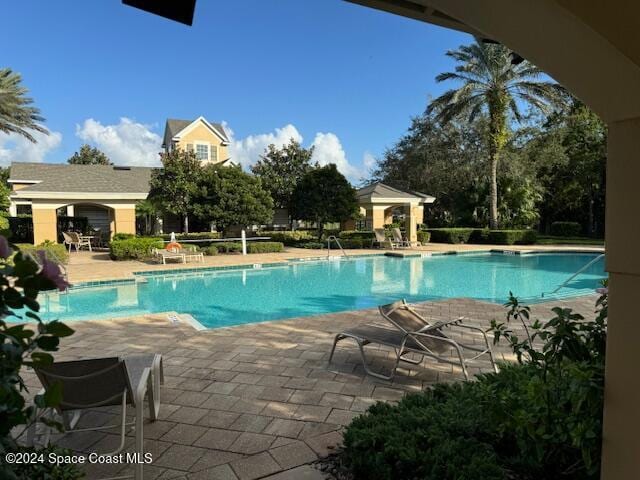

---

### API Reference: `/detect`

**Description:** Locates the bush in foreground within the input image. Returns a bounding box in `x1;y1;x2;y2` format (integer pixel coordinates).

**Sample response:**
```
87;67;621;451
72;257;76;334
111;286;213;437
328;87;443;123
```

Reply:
339;289;607;480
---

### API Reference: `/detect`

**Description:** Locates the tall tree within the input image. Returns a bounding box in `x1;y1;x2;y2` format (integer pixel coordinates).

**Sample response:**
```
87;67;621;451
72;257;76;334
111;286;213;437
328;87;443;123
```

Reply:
0;68;48;142
135;199;158;235
428;40;566;228
148;149;202;233
67;144;112;165
251;140;315;219
290;164;358;240
193;165;274;233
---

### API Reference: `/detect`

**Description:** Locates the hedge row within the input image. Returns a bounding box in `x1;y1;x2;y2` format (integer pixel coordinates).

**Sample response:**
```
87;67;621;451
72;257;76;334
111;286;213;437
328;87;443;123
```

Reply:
417;231;431;244
247;242;284;253
550;221;582;237
109;237;163;260
258;231;314;246
426;228;537;245
339;230;376;240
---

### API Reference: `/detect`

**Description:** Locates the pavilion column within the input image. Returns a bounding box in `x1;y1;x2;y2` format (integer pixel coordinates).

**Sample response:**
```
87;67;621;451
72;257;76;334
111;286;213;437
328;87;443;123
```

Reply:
601;117;640;480
364;205;386;231
404;204;418;243
113;206;136;236
31;204;58;245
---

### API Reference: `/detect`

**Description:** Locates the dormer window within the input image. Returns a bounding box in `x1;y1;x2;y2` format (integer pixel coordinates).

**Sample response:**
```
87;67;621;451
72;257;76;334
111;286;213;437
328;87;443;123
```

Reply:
196;143;209;161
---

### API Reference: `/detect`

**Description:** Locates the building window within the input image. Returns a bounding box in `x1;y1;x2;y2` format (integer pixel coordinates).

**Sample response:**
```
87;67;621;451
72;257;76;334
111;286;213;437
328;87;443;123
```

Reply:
210;145;218;162
196;144;209;160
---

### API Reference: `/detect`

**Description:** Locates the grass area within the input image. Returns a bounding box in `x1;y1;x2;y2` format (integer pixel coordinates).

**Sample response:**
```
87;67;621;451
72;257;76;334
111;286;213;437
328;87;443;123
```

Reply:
536;235;604;246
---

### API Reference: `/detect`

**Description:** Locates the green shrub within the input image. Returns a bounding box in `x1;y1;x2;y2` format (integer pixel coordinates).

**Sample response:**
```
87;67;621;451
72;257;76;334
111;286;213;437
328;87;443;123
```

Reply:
550;221;582;237
474;229;538;245
0;214;8;230
205;245;218;256
336;238;365;249
215;242;243;253
112;232;135;241
299;241;325;249
247;242;284;253
338;230;375;240
427;228;536;245
426;228;475;244
417;231;431;244
109;237;163;260
343;382;505;480
16;241;69;264
259;230;313;246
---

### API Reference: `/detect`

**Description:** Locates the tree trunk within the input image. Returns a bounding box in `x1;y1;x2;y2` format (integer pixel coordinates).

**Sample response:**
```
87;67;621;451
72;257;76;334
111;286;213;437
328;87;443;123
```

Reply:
316;218;324;241
489;152;499;229
487;91;509;230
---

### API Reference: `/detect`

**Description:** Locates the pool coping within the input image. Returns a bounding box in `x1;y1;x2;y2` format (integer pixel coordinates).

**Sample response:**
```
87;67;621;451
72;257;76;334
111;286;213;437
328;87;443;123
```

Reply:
65;248;605;290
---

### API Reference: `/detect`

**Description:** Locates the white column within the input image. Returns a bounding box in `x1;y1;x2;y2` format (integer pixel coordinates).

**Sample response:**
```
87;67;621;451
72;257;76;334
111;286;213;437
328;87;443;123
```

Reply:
601;117;640;480
66;205;74;217
241;229;247;255
8;201;17;217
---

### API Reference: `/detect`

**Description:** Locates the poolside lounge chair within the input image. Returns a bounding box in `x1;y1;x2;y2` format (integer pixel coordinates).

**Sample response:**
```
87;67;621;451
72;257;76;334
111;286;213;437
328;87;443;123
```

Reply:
372;228;399;249
392;227;420;249
328;299;498;381
29;354;163;480
62;231;92;252
153;247;186;264
175;244;204;263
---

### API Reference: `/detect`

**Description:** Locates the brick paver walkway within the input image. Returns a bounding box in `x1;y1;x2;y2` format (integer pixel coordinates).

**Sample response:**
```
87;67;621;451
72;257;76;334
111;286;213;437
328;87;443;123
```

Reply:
19;295;598;479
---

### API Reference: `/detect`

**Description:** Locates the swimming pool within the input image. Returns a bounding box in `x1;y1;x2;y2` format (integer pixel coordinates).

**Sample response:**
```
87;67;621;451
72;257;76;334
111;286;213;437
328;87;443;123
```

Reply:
35;252;606;329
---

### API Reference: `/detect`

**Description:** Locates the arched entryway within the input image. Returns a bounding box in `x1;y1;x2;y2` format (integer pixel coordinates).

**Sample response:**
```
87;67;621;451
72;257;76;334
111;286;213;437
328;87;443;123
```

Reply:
56;203;115;245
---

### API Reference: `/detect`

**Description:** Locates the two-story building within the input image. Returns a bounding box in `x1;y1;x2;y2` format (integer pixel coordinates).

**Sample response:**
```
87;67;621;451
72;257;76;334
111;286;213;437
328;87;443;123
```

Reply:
8;116;231;244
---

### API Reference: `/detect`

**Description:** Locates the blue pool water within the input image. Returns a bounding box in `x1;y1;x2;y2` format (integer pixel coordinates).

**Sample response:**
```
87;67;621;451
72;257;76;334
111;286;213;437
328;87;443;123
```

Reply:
36;252;605;329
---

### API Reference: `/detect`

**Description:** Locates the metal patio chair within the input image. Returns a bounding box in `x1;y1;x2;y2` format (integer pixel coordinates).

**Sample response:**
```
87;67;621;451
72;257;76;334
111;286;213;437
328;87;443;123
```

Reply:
328;299;498;381
29;354;163;480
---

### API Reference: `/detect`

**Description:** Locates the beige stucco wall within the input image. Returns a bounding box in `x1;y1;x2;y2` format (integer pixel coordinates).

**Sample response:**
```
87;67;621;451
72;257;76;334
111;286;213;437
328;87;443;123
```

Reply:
31;199;139;244
176;123;229;165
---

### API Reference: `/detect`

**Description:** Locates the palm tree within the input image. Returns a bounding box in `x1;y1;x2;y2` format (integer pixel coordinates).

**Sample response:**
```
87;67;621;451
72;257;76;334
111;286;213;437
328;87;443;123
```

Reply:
0;68;48;142
428;40;566;229
135;199;158;235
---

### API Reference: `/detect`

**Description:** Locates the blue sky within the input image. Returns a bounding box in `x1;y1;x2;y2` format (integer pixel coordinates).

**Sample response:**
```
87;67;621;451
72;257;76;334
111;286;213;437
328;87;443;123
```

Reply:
0;0;470;182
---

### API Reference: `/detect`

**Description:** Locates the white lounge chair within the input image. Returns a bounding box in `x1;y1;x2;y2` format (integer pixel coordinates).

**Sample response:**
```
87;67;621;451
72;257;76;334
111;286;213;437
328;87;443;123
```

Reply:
30;354;163;480
372;228;399;249
328;299;498;381
153;247;186;264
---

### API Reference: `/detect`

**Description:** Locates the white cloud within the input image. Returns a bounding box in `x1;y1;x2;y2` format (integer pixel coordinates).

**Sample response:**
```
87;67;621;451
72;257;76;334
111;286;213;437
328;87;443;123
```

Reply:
228;124;303;169
0;130;62;166
362;151;377;172
311;132;363;181
227;123;365;181
76;117;162;166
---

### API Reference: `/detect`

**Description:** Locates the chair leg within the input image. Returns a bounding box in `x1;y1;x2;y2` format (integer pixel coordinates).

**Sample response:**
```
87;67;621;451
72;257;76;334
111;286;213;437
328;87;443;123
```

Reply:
134;398;144;480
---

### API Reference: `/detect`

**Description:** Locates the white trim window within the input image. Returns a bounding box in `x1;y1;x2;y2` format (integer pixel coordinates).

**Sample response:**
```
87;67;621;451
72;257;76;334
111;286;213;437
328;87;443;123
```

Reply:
195;143;209;161
210;144;218;163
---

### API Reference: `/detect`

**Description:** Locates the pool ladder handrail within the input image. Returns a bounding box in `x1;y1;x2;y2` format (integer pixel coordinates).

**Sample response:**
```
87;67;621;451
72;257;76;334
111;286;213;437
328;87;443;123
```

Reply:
543;253;605;297
326;235;349;259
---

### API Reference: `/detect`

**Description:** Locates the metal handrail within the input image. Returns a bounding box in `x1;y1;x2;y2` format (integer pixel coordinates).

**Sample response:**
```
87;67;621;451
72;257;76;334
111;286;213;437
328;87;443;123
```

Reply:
326;235;348;258
543;253;605;297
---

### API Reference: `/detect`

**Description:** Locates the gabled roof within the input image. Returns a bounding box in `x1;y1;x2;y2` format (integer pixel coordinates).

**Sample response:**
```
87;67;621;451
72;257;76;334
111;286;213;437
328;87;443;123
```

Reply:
356;182;435;204
162;117;230;148
9;162;153;195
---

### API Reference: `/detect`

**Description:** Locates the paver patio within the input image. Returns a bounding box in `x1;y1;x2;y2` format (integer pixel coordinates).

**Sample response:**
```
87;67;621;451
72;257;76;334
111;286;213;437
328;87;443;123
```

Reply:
19;294;598;480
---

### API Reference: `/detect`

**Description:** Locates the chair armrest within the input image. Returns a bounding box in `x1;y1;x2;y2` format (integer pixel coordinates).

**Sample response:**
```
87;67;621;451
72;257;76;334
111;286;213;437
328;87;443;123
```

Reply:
134;367;151;406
